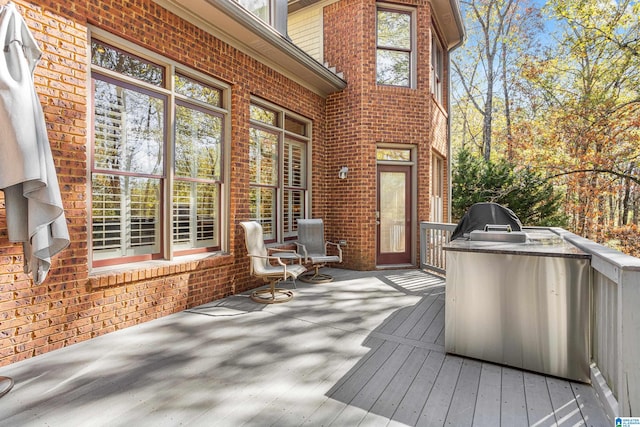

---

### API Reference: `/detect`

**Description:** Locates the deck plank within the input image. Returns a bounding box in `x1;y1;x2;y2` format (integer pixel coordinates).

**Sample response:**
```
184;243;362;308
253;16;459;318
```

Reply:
523;371;557;427
416;355;463;427
350;344;414;411
369;346;431;420
570;382;611;427
391;350;445;426
501;367;529;426
391;296;439;338
328;339;397;404
417;302;445;344
546;377;585;425
472;362;502;427
444;358;482;426
405;297;443;341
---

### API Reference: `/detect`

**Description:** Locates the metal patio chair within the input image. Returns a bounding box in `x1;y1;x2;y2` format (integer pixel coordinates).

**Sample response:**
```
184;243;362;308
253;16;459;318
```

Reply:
295;219;342;283
240;221;306;304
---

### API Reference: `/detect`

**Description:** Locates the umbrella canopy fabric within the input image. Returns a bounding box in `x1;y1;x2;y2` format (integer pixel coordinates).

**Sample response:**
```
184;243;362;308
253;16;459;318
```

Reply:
0;2;69;284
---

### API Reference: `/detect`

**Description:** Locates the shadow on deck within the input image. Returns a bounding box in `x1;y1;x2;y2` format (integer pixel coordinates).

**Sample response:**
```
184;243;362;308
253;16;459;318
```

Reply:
0;268;609;426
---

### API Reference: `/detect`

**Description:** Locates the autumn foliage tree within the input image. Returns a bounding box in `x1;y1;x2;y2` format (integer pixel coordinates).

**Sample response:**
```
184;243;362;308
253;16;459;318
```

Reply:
452;0;640;255
514;0;640;252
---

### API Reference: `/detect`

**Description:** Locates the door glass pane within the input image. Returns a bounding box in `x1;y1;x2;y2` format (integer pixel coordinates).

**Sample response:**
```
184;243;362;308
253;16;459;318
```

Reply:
376;148;410;161
380;171;406;253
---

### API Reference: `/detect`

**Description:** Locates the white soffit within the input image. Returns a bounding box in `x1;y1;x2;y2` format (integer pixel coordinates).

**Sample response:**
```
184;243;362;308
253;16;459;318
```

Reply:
430;0;465;49
153;0;346;97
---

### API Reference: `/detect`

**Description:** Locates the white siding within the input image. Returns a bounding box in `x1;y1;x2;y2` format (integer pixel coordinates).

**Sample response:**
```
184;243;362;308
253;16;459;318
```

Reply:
288;7;324;62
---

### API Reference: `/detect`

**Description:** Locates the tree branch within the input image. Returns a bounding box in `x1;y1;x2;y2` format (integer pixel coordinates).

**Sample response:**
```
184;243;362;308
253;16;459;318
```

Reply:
549;168;640;185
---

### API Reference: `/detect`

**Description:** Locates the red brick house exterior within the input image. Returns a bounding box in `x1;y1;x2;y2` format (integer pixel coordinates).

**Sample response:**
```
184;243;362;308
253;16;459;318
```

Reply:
0;0;463;366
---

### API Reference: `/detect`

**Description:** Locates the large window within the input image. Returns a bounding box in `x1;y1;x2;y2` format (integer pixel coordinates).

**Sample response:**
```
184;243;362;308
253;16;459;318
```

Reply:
90;37;227;266
376;6;414;87
249;101;309;242
431;32;444;103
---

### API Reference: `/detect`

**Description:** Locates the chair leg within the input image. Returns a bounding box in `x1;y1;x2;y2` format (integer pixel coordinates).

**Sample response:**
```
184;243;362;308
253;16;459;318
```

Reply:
299;265;334;284
0;376;13;399
250;279;294;304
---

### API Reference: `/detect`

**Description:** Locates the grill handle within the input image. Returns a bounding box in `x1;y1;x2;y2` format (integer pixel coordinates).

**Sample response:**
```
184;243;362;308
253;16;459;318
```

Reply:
484;224;513;232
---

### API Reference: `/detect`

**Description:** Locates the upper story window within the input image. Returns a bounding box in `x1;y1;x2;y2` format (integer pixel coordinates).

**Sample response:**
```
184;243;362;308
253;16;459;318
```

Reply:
431;32;444;103
249;100;310;242
237;0;272;24
90;36;228;266
376;6;414;87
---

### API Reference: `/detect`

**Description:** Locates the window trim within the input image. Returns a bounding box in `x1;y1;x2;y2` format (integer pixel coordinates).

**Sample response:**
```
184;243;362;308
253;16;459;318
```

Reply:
375;3;417;88
88;28;231;269
431;29;444;104
249;97;312;243
236;0;274;25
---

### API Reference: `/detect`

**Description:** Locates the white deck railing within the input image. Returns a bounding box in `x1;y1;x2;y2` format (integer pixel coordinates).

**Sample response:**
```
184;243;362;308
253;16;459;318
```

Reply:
419;222;455;275
419;222;640;418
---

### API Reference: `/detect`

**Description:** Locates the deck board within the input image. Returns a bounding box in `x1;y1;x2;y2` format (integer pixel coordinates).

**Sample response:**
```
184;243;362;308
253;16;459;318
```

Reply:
570;382;611;427
417;355;463;427
501;367;529;426
473;362;502;426
524;371;556;427
445;358;482;426
547;377;585;425
405;297;443;341
0;268;611;427
369;346;430;419
391;349;445;426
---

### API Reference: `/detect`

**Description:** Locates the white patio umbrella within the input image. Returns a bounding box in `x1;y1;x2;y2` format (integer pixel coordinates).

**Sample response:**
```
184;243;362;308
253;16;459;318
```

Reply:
0;1;69;285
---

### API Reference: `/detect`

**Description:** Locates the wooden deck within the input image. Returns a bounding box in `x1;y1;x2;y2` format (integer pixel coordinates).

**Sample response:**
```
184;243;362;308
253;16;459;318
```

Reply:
0;268;609;426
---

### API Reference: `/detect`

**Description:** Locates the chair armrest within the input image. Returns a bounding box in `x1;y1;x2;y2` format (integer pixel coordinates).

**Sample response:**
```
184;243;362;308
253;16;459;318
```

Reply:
268;248;303;264
268;248;295;254
325;241;343;262
247;253;290;278
294;242;309;261
247;253;288;265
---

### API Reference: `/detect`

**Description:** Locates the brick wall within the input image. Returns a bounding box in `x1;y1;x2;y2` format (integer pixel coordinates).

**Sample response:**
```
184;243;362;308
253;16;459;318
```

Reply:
324;0;447;268
0;0;327;367
0;0;452;366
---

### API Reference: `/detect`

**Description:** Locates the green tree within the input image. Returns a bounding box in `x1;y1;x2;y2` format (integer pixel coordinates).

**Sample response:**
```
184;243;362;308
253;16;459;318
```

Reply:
452;148;567;226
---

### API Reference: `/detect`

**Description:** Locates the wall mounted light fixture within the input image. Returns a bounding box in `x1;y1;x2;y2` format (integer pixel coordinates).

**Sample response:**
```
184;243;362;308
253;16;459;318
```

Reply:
338;166;348;179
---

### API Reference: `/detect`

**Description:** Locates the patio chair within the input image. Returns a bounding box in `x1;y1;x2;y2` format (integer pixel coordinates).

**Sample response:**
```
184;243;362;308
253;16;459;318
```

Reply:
240;221;307;304
295;219;342;283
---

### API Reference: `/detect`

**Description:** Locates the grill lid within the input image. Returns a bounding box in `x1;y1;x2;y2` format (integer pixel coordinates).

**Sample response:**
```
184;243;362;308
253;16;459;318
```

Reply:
451;203;523;241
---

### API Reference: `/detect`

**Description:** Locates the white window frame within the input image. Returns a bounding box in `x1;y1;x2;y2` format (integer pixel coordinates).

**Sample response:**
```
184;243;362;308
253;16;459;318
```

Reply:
249;98;311;243
430;153;445;222
376;4;417;88
236;0;274;24
88;29;230;267
431;30;444;104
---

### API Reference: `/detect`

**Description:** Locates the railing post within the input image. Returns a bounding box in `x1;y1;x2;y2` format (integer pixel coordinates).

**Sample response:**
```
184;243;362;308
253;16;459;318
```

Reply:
619;267;640;416
557;228;640;417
